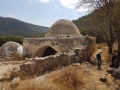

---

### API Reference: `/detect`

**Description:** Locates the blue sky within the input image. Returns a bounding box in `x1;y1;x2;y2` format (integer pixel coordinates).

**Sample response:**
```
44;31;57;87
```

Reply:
0;0;88;27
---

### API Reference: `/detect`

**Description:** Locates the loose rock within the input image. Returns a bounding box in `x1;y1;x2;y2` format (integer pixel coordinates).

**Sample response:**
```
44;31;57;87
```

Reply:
11;77;20;88
100;76;107;82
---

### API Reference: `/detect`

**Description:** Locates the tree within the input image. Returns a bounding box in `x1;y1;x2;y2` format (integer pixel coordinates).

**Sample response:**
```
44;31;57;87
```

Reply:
77;0;118;54
112;2;120;67
78;0;120;66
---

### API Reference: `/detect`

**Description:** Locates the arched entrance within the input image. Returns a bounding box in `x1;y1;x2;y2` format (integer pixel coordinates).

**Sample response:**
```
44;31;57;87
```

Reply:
43;47;57;57
34;46;57;57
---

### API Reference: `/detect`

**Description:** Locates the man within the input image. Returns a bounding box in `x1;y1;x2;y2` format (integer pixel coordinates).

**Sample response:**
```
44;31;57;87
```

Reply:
96;52;102;70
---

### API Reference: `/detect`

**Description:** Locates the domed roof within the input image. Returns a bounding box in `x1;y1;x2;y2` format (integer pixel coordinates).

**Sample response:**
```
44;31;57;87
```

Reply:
45;19;81;37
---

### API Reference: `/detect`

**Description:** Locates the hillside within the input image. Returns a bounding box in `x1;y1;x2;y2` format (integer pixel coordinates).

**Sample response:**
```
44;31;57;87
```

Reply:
73;14;92;35
0;17;49;37
72;14;105;43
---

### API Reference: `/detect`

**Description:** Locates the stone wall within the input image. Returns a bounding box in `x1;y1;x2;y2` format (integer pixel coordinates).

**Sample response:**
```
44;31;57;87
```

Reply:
21;36;96;75
23;37;83;57
73;36;96;62
23;36;95;58
20;52;76;75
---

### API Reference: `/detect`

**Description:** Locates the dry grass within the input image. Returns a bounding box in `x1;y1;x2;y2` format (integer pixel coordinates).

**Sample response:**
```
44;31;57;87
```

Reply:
94;42;118;64
113;41;118;51
12;81;43;90
51;66;84;90
96;44;103;49
0;63;120;90
0;66;84;90
94;43;110;63
0;80;50;90
0;82;10;90
104;54;111;64
10;70;29;80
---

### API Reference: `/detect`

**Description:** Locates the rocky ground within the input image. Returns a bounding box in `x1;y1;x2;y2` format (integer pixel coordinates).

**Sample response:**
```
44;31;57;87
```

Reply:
0;60;119;90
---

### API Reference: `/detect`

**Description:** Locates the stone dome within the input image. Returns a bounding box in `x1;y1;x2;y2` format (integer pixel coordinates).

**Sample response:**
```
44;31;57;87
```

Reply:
0;41;26;60
45;19;81;37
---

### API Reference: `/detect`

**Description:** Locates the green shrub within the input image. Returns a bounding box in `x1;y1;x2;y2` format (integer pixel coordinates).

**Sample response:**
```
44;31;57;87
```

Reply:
0;35;23;46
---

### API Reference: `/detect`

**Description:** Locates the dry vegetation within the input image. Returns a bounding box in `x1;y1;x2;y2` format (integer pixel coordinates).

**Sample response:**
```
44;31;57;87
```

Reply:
50;66;84;90
0;63;120;90
1;63;120;90
0;66;84;90
91;42;118;64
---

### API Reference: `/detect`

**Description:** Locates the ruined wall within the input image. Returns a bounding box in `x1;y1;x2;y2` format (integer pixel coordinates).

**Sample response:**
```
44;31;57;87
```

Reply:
80;36;96;62
21;36;96;75
20;36;96;75
73;36;96;62
23;36;95;58
23;37;83;57
20;52;76;75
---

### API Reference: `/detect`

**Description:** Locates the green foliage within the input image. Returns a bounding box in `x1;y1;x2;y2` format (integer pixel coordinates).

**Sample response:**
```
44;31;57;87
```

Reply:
72;14;106;43
0;35;23;46
0;17;48;37
32;33;45;38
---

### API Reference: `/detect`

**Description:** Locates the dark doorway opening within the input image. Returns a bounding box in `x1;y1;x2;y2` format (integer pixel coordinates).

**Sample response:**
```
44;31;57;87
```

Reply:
43;47;57;57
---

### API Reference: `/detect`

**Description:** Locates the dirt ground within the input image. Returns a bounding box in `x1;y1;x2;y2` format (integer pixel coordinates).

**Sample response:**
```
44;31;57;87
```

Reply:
0;62;120;90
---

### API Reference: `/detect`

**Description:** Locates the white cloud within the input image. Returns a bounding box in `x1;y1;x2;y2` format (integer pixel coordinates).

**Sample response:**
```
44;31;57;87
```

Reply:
27;0;87;11
59;0;78;9
40;0;50;3
77;7;88;11
59;0;88;11
7;14;19;18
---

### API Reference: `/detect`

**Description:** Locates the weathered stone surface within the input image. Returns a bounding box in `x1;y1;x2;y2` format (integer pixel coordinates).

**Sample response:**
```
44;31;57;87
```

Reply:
11;77;20;87
20;53;76;75
0;41;27;60
112;66;120;77
45;19;82;37
20;62;36;74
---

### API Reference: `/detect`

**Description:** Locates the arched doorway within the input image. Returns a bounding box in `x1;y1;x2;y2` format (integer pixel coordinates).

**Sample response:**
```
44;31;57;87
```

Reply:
34;46;57;57
43;47;57;57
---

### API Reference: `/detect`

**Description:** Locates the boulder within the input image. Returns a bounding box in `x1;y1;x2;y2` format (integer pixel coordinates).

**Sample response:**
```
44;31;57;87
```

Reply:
0;41;27;60
112;66;120;77
11;77;20;87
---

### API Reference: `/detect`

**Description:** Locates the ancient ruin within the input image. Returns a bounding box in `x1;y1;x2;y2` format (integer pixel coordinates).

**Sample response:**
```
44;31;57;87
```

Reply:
24;19;95;58
20;19;96;74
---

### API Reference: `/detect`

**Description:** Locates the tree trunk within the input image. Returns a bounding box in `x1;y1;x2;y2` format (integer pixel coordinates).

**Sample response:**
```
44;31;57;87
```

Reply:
114;34;120;68
116;35;120;68
108;42;113;54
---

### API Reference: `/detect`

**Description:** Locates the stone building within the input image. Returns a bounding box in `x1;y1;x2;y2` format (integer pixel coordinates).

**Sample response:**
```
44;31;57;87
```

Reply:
23;19;96;61
19;19;96;75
